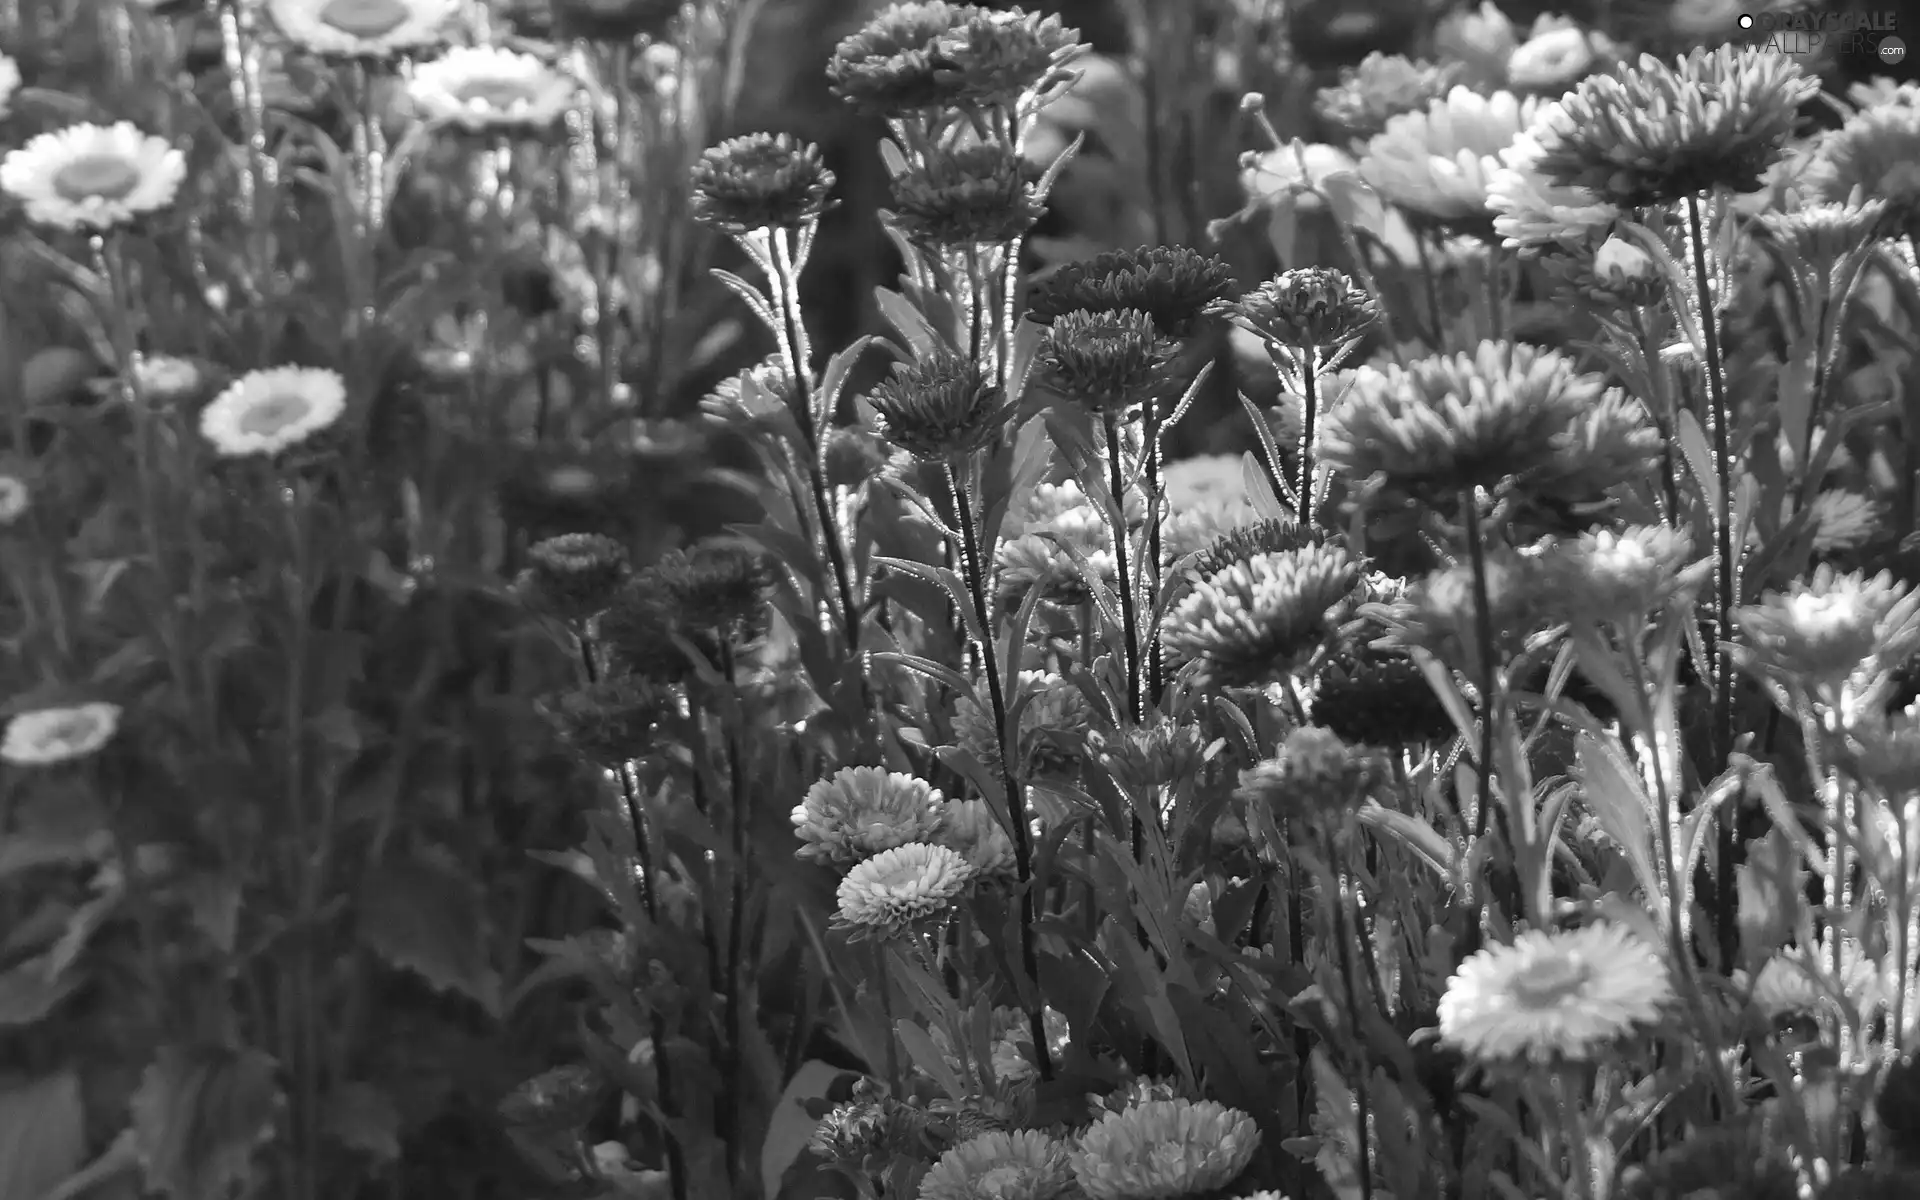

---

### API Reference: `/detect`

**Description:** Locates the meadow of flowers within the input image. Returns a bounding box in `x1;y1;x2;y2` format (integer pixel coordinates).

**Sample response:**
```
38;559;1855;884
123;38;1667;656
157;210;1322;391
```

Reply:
2;0;1919;1197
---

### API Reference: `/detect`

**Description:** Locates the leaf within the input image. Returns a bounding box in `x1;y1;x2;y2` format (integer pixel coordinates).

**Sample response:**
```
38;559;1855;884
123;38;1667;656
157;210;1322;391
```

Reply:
323;1082;402;1162
0;1071;86;1200
873;288;942;359
1674;409;1719;511
1573;731;1663;908
894;1022;967;1100
356;859;502;1015
0;955;81;1027
130;1046;281;1200
761;1061;852;1200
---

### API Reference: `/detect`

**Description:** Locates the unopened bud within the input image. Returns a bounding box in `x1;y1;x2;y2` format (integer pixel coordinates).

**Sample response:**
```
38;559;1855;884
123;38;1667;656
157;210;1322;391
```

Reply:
1240;91;1267;114
1593;233;1655;285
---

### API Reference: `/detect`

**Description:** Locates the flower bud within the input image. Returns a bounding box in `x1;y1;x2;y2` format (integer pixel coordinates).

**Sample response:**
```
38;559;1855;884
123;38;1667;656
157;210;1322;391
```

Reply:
1592;233;1654;286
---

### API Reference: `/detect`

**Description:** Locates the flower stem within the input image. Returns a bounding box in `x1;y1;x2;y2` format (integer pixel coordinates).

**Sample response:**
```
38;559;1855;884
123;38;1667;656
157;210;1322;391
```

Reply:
1143;399;1166;705
946;463;1053;1081
1323;840;1375;1200
1297;344;1319;525
1101;411;1144;723
719;641;750;1188
1461;488;1499;948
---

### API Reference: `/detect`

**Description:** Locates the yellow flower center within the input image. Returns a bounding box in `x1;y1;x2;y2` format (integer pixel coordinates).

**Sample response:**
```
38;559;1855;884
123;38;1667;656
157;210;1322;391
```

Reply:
237;392;313;436
448;77;537;113
51;153;142;202
318;0;412;38
1509;953;1592;1008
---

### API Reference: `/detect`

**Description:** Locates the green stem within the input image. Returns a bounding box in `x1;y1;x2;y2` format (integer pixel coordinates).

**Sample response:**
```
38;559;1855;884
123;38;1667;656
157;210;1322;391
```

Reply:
1461;490;1499;951
1100;411;1143;723
1297;344;1319;524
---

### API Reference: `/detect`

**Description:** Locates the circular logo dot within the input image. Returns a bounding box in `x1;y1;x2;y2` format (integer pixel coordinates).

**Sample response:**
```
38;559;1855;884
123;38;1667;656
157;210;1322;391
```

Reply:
1737;12;1755;28
1882;35;1908;65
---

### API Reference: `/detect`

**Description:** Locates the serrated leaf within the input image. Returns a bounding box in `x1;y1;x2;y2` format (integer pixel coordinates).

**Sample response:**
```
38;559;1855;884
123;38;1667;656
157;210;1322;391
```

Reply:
130;1046;281;1200
0;1070;86;1200
356;860;502;1015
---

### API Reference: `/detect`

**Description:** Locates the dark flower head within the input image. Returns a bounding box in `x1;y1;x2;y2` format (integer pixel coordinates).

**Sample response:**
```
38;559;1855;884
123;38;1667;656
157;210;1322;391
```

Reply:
1210;268;1377;354
1312;640;1456;748
1160;543;1361;689
887;145;1044;246
1036;309;1177;415
1026;245;1237;338
1316;53;1468;144
1177;518;1322;582
551;0;679;43
809;1083;931;1169
689;132;836;234
1237;726;1378;832
866;351;1007;461
1089;716;1215;795
497;452;638;541
826;1;981;117
597;541;775;681
931;7;1085;112
517;532;630;623
1527;44;1818;208
538;676;674;768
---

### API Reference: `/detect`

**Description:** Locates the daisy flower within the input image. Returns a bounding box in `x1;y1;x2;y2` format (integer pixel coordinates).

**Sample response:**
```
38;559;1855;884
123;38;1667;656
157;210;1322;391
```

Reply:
792;766;947;868
0;122;187;232
833;842;973;938
1440;923;1670;1062
920;1130;1076;1200
1733;568;1920;709
1;702;123;767
1506;18;1617;92
199;366;348;457
0;474;28;526
264;0;458;58
407;45;578;132
1487;103;1620;251
1070;1099;1261;1200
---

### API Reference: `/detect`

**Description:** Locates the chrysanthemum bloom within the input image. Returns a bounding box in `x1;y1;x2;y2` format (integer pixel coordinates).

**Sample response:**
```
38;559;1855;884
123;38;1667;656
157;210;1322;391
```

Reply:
809;1085;929;1172
1744;941;1878;1020
952;670;1093;782
549;0;679;42
1486;105;1620;251
537;676;672;768
1804;103;1920;232
1733;567;1920;709
699;356;794;429
1505;18;1617;92
1432;0;1518;78
834;842;973;938
1160;544;1360;688
0;475;29;526
1237;725;1377;831
922;1129;1075;1200
688;132;836;235
1070;1099;1261;1200
1036;309;1177;415
1209;268;1377;358
596;542;774;681
1794;490;1885;556
1849;701;1920;797
1162;499;1260;564
408;45;577;133
264;0;458;58
866;351;1007;460
1526;45;1818;209
1538;525;1710;631
1317;341;1656;508
1438;923;1671;1063
199;366;348;458
1311;638;1456;747
0;121;187;232
826;1;979;117
1848;78;1920;112
990;1005;1070;1082
1564;232;1664;308
888;145;1043;246
1174;519;1320;588
518;532;630;623
1757;199;1892;284
1315;53;1467;145
1091;716;1215;796
1027;246;1236;338
995;531;1116;610
931;7;1085;113
1235;140;1376;229
793;766;948;867
1358;87;1539;228
0;54;20;118
1384;550;1549;669
0;702;123;766
930;797;1017;880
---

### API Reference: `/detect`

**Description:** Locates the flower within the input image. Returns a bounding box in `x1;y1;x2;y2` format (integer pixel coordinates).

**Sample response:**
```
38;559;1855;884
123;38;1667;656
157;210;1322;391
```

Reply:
921;1130;1075;1200
932;797;1017;880
1091;717;1215;796
834;842;974;937
1383;550;1550;669
131;354;209;404
1358;87;1539;228
1315;53;1467;145
865;351;1007;460
0;474;29;526
688;132;836;234
810;1084;929;1170
0;53;20;118
264;0;459;58
887;145;1043;245
1036;309;1177;414
951;670;1093;782
1070;1099;1260;1200
931;7;1085;113
1162;499;1260;564
1850;701;1920;796
1;702;123;766
1433;2;1518;78
1745;942;1878;1020
1237;726;1377;829
199;366;348;458
0;121;187;232
826;1;978;117
1174;519;1320;587
549;0;679;42
1211;269;1377;363
990;1006;1070;1082
1732;567;1920;708
408;45;577;132
793;766;948;867
1487;105;1620;251
1506;20;1616;92
1848;78;1920;112
1804;101;1920;228
518;533;630;622
1311;639;1456;747
1026;246;1236;339
1801;490;1885;555
1537;525;1710;630
1757;200;1892;283
498;1064;603;1131
1437;923;1671;1062
1526;46;1818;208
596;542;775;681
996;530;1115;610
537;677;673;769
1160;544;1360;689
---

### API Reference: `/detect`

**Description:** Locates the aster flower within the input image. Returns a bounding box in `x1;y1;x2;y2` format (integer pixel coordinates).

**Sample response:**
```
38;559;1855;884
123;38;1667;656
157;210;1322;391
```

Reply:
826;1;979;117
130;354;211;405
1537;525;1709;630
688;132;836;234
932;7;1085;113
1209;268;1377;359
1036;309;1177;415
1090;717;1216;797
996;530;1116;610
549;0;679;42
1744;941;1879;1020
834;842;974;938
810;1084;930;1172
1526;45;1818;208
1315;53;1467;145
1384;550;1550;669
0;121;187;232
1506;17;1618;92
597;543;774;681
1549;232;1664;308
1804;102;1920;229
1237;726;1377;830
1;702;123;767
1848;78;1920;112
932;797;1017;880
1849;701;1920;797
1487;105;1621;251
1311;638;1457;747
517;532;630;623
1026;246;1236;339
1732;567;1920;708
264;0;458;58
1174;519;1321;588
888;145;1043;246
1162;499;1260;564
1234;140;1383;241
1358;87;1540;229
1799;490;1885;555
921;1130;1075;1200
990;1006;1071;1083
1757;199;1891;283
537;676;672;769
866;351;1007;460
792;766;948;867
951;670;1094;781
700;356;794;429
408;45;577;133
1433;1;1519;79
1438;922;1671;1063
199;366;347;458
1159;544;1361;688
1070;1099;1260;1200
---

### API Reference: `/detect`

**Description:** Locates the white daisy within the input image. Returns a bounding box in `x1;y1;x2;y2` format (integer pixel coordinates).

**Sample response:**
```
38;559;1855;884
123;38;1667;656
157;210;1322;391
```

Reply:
0;474;28;526
0;122;187;232
833;842;973;937
1505;19;1615;92
1359;87;1539;225
1;702;123;766
1438;923;1671;1062
1487;102;1620;251
0;53;20;118
264;0;458;58
199;366;348;457
131;354;207;403
408;44;578;132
